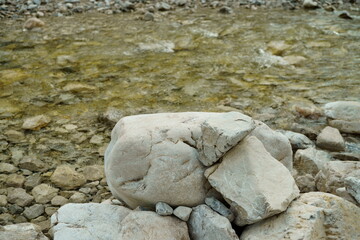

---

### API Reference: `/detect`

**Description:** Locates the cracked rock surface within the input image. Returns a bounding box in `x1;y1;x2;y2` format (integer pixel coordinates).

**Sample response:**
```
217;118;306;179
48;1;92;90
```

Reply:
105;112;254;208
206;136;299;226
240;192;360;240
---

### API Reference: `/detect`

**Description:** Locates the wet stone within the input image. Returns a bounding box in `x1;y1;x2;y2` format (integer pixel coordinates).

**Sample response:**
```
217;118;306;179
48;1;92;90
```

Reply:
155;202;173;216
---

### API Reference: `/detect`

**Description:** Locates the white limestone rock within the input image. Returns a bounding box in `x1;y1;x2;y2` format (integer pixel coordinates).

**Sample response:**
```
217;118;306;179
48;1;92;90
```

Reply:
51;203;132;240
0;223;48;240
173;206;192;221
345;176;360;204
105;112;254;208
324;101;360;134
240;192;360;240
250;121;293;171
316;126;345;152
278;130;314;150
293;147;332;177
198;112;255;166
315;161;360;194
188;204;239;240
119;211;190;240
206;136;299;226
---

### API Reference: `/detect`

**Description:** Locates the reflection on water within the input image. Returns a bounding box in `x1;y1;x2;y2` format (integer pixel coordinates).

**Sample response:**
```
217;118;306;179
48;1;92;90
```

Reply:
1;8;359;129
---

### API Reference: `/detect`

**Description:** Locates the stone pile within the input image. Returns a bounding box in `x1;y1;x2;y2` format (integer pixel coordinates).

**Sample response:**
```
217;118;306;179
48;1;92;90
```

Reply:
1;100;359;239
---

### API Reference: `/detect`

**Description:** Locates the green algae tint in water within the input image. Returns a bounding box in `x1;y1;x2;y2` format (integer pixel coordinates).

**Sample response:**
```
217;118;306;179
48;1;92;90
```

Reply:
0;8;359;127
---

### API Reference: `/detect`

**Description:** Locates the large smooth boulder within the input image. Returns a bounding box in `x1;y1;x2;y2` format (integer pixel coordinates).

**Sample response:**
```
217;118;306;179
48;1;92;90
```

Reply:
250;121;293;171
51;203;190;240
323;101;360;134
188;204;239;240
0;223;48;240
315;161;360;194
205;136;299;226
105;112;254;208
240;192;360;240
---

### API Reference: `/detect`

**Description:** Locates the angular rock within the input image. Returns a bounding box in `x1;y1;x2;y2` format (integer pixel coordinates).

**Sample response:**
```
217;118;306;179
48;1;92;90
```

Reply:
155;202;173;216
240;192;360;240
18;156;46;172
50;165;86;190
31;184;59;204
188;204;239;240
205;196;234;221
81;165;104;181
0;223;48;240
294;174;316;193
51;203;131;239
278;130;314;150
24;174;42;190
316;126;345;152
335;187;358;205
6;174;25;188
52;203;189;240
69;192;87;203
22;115;51;130
119;211;190;240
206;136;299;226
344;176;360;204
105;112;254;208
293;147;332;176
315;161;360;194
250;121;293;170
7;188;34;207
198;112;254;166
23;204;44;220
173;206;192;221
324;101;360;134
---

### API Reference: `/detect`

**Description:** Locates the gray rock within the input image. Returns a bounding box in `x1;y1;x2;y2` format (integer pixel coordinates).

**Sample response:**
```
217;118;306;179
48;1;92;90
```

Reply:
324;101;360;134
156;202;173;216
51;203;189;240
22;115;51;130
293;147;332;176
0;213;14;224
188;205;239;240
240;192;360;240
143;11;155;21
250;121;293;171
302;0;319;9
294;174;316;193
4;130;25;142
50;165;86;190
278;130;314;150
80;165;104;181
6;174;25;188
105;112;253;209
205;197;234;221
8;204;23;214
0;195;7;206
335;187;358;205
18;156;46;172
175;0;187;6
316;126;345;152
31;184;59;204
173;206;192;221
51;196;68;206
7;188;34;207
206;136;299;226
219;6;233;14
198;112;254;166
0;163;18;173
344;176;360;204
155;2;171;11
0;223;48;240
102;107;123;124
69;192;87;203
315;161;360;194
24;174;42;190
23;204;44;219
